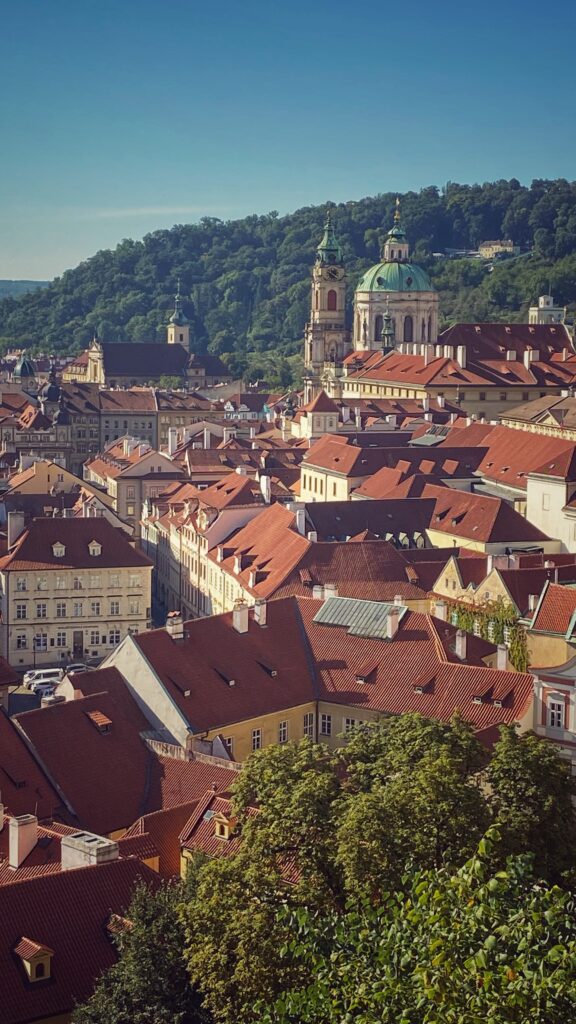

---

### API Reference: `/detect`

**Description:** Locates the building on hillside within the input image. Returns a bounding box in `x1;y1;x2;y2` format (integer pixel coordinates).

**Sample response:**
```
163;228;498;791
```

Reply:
0;517;153;668
528;293;567;326
102;595;534;761
478;239;518;259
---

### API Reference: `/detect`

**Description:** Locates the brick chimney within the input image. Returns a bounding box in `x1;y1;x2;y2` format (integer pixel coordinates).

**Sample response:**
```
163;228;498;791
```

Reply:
9;815;38;869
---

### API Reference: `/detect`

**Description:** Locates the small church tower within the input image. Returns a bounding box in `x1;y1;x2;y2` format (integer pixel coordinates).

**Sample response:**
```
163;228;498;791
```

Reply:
167;280;190;350
304;208;350;384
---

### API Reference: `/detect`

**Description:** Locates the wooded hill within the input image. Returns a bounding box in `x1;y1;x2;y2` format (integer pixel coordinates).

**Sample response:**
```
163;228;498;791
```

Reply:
1;179;575;386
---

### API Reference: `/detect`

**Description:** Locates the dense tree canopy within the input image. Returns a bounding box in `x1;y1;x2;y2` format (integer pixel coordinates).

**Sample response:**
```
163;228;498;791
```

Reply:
2;180;576;384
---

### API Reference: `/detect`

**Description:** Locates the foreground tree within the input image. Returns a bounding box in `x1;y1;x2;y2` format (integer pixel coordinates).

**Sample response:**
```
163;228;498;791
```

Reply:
262;830;576;1024
73;879;202;1024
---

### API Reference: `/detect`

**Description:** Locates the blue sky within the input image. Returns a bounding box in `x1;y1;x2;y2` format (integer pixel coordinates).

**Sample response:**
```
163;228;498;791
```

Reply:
1;0;575;279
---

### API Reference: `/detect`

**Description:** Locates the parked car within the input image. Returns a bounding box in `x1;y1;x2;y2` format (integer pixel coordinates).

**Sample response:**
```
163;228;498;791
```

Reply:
32;683;56;699
66;662;88;675
24;668;64;690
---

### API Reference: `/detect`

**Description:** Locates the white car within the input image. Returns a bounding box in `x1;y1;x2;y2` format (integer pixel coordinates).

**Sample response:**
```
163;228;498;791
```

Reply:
24;668;64;690
32;683;56;698
66;662;88;675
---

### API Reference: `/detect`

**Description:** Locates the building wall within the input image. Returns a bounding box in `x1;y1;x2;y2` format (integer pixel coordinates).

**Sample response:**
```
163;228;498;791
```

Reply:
300;466;361;503
526;474;576;553
203;702;317;763
0;565;152;669
526;632;576;669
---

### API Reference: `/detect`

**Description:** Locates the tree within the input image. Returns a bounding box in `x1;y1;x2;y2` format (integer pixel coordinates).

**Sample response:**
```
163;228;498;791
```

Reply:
157;374;184;389
262;829;576;1024
72;879;202;1024
487;725;576;883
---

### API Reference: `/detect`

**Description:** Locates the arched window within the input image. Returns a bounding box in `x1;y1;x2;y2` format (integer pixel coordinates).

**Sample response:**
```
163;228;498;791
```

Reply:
374;314;383;343
403;316;413;343
315;290;319;310
35;962;45;979
390;249;395;259
327;289;337;311
356;312;361;340
428;315;432;341
421;319;426;341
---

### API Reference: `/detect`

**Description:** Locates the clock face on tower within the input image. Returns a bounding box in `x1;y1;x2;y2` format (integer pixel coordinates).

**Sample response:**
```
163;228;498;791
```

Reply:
326;267;343;280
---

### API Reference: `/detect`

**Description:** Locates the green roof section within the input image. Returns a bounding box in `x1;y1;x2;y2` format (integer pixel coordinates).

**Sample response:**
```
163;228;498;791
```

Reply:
316;207;344;266
356;261;434;293
313;596;408;639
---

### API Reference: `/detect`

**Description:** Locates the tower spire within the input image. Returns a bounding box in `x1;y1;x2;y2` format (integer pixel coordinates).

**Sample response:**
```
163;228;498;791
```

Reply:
316;204;343;266
394;196;401;224
170;277;189;326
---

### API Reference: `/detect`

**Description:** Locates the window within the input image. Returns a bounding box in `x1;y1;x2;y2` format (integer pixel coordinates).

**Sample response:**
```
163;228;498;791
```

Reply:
16;634;27;649
278;720;288;744
110;600;120;615
56;602;66;618
224;737;233;755
36;603;47;619
73;601;83;617
479;392;486;401
320;713;332;736
344;717;358;732
303;712;314;739
73;577;84;590
16;577;27;592
34;632;47;652
109;573;121;588
128;574;141;588
16;603;27;620
88;541;101;557
55;576;67;590
403;315;413;343
90;601;101;616
36;576;48;591
56;630;67;647
90;630;100;645
129;599;140;615
327;289;337;311
374;313;383;343
251;729;262;751
126;486;136;499
52;542;65;558
542;493;550;511
109;628;121;645
89;574;101;589
499;393;507;402
549;699;564;730
127;504;135;517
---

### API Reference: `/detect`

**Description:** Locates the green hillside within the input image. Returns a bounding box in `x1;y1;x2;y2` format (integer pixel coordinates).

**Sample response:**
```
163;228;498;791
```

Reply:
0;280;49;299
1;179;575;386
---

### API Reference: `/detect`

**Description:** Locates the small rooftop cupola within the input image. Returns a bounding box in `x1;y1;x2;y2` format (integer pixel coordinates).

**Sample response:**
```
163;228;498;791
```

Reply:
167;278;190;350
315;206;344;267
382;198;410;262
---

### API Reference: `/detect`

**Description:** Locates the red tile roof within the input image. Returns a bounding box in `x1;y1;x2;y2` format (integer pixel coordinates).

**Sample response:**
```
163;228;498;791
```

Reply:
0;709;66;821
300;390;340;414
0;517;153;571
438;423;576;490
422;484;550;544
530;581;576;636
124;801;200;877
0;858;160;1024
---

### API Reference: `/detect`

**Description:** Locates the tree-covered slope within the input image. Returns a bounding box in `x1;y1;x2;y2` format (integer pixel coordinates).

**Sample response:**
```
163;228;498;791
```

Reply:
0;280;48;299
1;179;575;384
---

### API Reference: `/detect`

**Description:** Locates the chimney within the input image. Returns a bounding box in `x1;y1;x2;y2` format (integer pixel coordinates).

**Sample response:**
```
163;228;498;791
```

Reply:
223;426;235;444
203;427;211;449
167;427;178;456
497;644;508;671
254;598;267;627
354;406;362;430
7;511;25;549
394;594;403;606
324;583;339;599
528;593;538;612
61;831;119;870
249;426;256;439
435;598;447;621
232;600;249;634
312;585;324;599
295;507;306;536
166;611;184;641
506;349;516;361
455;629;467;661
260;475;271;504
387;607;400;640
456;345;467;369
235;465;247;476
9;814;38;869
437;394;445;409
487;554;494;573
307;530;318;542
443;345;453;360
422;395;430;412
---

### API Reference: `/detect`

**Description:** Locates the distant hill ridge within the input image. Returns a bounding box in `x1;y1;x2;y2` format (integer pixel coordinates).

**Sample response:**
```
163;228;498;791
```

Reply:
0;280;49;299
0;179;575;386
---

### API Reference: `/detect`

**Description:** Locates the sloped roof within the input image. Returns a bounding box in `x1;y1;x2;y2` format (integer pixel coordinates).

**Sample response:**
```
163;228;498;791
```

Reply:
438;423;576;490
301;390;340;414
0;709;66;821
0;858;159;1024
0;517;153;571
422;484;550;544
101;342;188;376
530;581;576;636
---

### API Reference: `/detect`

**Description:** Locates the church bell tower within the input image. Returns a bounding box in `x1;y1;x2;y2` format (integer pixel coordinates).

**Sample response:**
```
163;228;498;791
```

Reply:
304;208;349;391
167;279;190;351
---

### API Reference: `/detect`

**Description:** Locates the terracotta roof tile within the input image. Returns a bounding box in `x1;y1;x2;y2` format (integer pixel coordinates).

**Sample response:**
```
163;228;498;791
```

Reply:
0;517;152;572
530;581;576;635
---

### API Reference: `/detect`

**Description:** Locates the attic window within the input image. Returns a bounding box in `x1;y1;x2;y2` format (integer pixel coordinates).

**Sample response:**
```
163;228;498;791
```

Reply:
14;938;54;982
214;814;234;841
89;541;102;557
472;695;484;704
52;542;65;558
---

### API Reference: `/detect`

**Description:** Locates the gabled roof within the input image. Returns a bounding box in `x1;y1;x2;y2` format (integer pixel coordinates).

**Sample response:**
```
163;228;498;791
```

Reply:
422;484;550;544
196;472;263;510
0;858;159;1024
438;423;576;490
0;517;153;571
530;581;576;637
0;709;66;821
301;390;340;414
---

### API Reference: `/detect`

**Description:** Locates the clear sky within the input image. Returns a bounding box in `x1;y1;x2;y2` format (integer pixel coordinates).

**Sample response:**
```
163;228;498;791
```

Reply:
1;0;575;279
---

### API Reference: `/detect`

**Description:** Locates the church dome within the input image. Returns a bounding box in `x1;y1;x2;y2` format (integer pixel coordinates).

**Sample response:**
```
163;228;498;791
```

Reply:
356;261;434;293
13;355;36;380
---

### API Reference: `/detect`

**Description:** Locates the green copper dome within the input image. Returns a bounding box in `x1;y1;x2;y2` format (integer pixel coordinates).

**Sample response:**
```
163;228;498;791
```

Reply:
13;355;36;379
356;261;434;293
316;207;343;266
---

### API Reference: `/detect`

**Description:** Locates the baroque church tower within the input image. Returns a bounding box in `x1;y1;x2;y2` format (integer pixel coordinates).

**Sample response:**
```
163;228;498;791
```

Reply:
304;209;350;387
167;280;190;350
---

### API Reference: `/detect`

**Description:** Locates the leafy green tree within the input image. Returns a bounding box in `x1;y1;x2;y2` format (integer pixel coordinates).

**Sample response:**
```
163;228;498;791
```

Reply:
262;829;576;1024
488;726;576;883
73;879;202;1024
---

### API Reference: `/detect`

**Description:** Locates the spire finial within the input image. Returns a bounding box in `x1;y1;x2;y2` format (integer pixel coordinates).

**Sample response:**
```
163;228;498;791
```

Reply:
394;196;401;223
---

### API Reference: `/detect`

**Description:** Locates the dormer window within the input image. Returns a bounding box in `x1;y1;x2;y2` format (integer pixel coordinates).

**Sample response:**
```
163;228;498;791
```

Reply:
214;812;234;841
52;542;65;558
14;937;54;982
88;541;102;557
